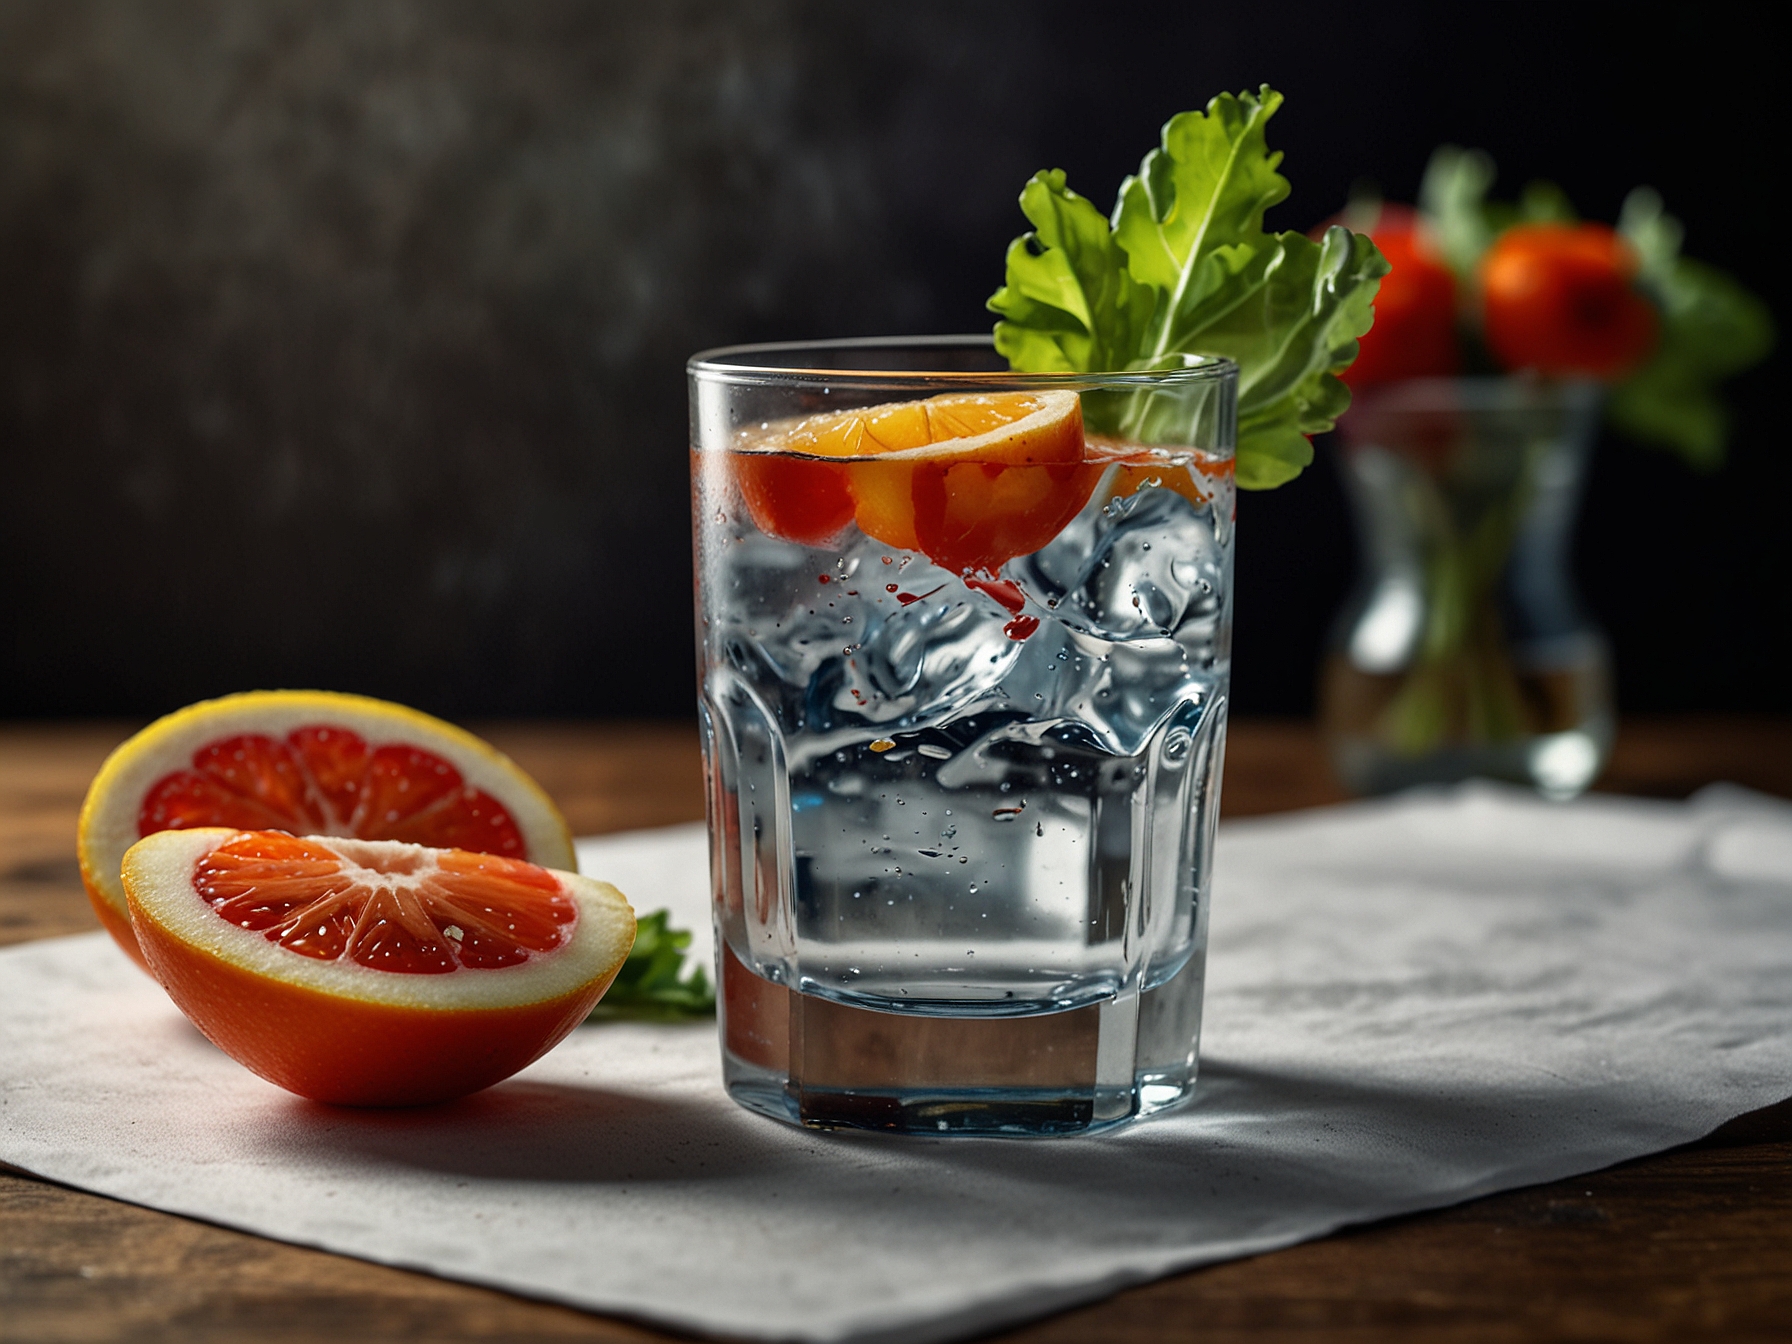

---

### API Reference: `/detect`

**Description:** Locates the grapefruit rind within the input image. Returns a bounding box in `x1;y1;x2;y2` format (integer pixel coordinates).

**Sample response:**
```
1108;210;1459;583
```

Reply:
78;690;576;967
122;828;631;1012
734;389;1083;464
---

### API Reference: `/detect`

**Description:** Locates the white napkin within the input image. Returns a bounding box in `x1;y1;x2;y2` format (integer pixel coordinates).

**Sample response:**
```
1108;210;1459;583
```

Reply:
3;785;1789;1344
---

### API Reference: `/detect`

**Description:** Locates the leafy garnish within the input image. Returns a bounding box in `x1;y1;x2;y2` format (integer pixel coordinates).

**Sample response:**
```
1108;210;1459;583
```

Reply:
989;86;1388;489
584;909;715;1022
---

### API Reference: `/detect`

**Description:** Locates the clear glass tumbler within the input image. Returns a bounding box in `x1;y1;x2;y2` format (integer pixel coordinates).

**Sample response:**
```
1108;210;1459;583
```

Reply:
689;337;1236;1135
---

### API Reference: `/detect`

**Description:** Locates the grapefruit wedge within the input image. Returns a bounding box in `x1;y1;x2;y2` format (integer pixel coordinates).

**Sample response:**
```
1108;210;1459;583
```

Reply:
733;389;1101;573
78;691;576;970
123;828;634;1105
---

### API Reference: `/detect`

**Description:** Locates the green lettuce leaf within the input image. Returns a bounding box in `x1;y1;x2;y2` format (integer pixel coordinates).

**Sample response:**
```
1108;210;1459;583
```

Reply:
989;170;1155;374
1182;226;1387;488
584;909;715;1022
989;86;1387;489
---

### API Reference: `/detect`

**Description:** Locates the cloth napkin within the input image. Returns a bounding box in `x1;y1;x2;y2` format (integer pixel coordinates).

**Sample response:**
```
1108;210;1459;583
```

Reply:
2;784;1789;1344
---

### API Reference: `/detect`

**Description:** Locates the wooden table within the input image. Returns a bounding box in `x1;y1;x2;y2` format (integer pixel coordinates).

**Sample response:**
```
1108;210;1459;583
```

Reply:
4;718;1790;1342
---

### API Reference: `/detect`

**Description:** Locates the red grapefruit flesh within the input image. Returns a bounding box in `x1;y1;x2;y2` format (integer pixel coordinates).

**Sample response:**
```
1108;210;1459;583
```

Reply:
123;828;635;1106
78;692;576;970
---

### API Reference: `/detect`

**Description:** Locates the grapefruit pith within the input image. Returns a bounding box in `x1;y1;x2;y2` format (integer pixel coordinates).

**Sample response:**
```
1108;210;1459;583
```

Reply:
123;828;635;1106
78;691;576;969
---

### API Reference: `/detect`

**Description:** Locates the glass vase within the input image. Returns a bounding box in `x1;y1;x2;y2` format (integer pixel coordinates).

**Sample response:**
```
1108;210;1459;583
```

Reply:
1320;377;1613;800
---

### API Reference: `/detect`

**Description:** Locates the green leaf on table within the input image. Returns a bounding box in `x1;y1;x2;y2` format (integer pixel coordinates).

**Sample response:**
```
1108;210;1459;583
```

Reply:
989;86;1388;489
584;909;715;1022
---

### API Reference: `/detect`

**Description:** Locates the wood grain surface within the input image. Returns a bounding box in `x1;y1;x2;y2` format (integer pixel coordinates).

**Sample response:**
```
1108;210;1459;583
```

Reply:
3;718;1789;1343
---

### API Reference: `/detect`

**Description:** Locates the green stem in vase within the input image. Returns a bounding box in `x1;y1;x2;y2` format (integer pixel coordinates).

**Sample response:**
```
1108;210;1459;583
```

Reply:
1376;444;1539;757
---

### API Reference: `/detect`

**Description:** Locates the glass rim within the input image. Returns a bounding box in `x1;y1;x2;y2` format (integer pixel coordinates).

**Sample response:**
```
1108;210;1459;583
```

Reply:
687;334;1237;390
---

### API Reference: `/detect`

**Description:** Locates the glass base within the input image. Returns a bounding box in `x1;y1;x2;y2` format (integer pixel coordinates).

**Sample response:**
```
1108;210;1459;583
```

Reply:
1321;648;1613;800
724;1050;1197;1137
1328;726;1610;800
719;945;1203;1137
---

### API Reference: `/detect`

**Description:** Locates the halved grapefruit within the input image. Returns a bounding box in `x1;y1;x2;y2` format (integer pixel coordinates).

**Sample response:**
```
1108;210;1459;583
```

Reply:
79;691;576;969
732;389;1102;574
123;828;634;1105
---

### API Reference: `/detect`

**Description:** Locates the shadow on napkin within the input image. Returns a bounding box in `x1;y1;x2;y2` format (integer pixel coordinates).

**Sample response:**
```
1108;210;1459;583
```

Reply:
779;1054;1770;1237
247;1050;1737;1217
269;1079;800;1184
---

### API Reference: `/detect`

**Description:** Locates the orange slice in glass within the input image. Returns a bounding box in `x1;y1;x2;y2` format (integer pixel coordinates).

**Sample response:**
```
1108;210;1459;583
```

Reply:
733;390;1101;573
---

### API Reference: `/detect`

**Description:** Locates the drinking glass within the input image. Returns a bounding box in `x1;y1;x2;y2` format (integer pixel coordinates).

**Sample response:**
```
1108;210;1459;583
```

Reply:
689;337;1235;1135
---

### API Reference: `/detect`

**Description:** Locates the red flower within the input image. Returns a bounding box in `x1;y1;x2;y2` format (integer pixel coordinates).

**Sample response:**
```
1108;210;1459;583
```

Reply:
1479;223;1658;381
1343;206;1461;389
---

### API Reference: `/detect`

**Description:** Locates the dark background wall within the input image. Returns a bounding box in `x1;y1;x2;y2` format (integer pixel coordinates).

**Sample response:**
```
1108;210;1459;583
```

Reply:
2;0;1784;721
